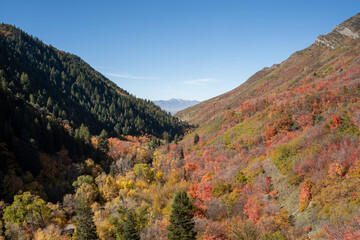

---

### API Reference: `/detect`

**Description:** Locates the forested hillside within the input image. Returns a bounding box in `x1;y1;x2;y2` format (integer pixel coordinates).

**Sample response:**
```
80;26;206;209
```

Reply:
0;86;112;203
0;24;187;138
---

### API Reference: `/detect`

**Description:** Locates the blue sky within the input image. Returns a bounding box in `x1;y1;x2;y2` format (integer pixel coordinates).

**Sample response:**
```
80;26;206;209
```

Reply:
1;1;359;101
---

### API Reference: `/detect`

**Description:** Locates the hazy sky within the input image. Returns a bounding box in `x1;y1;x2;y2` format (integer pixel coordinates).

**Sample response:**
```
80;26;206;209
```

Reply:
1;1;359;101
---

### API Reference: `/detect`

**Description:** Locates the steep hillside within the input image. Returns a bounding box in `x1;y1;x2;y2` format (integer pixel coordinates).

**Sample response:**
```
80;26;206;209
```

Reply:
0;87;108;203
171;13;360;238
0;24;188;139
176;13;360;128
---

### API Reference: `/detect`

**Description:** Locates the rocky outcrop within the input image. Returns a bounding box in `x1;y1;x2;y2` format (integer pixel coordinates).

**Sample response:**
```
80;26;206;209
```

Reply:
315;13;360;49
333;25;359;39
315;31;345;49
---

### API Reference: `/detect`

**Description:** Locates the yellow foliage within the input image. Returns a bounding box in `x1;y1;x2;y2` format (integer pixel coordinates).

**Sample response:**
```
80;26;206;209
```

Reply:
125;180;135;189
34;224;67;240
96;174;119;201
92;202;113;240
47;202;66;227
156;171;163;180
258;208;291;233
127;188;141;198
313;176;360;221
135;179;148;189
85;159;103;177
135;146;152;164
201;172;214;182
166;169;181;185
222;188;241;217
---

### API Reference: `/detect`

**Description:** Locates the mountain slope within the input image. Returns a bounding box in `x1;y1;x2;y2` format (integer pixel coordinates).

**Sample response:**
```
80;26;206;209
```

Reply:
0;86;106;202
154;98;200;114
0;24;188;138
172;13;360;238
176;13;360;127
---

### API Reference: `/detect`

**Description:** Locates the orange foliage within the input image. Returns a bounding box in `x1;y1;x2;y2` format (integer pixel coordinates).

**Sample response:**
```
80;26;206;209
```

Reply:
299;179;313;212
244;197;263;224
330;114;342;129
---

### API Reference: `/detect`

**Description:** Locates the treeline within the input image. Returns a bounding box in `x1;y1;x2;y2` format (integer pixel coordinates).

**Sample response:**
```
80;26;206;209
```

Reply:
0;23;188;139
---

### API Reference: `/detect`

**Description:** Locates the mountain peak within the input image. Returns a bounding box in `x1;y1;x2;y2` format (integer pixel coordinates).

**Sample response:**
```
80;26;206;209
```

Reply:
315;13;360;49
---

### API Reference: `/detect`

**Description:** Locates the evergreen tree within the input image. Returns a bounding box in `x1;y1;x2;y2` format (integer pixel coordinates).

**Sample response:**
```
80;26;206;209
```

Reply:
174;134;179;144
79;124;91;144
123;211;140;240
74;190;98;240
163;131;171;143
97;129;109;151
179;148;184;160
167;190;196;240
20;72;29;91
193;134;199;145
114;122;122;136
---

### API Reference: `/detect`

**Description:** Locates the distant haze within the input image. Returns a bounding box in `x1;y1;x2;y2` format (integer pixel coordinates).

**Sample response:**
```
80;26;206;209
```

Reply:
154;99;201;115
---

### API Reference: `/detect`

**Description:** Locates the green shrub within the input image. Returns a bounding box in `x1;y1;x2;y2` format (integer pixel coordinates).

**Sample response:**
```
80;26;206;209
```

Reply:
211;182;232;197
272;143;299;175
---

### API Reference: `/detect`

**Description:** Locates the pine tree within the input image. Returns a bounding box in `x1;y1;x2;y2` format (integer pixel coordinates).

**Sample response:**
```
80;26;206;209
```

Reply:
179;148;184;160
20;72;30;91
193;134;199;145
123;211;140;240
97;129;109;151
74;190;98;240
167;190;196;240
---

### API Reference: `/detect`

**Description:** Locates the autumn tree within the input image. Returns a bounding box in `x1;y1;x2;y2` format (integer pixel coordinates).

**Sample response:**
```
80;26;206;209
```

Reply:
3;191;50;228
167;190;196;240
244;197;263;224
3;191;51;237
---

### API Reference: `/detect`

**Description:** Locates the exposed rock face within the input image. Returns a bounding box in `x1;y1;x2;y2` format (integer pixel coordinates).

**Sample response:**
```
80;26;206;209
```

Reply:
315;13;360;49
315;32;345;49
333;25;359;39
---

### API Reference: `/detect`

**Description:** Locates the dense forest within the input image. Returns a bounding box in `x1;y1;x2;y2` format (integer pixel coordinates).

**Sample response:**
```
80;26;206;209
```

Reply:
0;23;188;139
0;86;112;203
0;14;360;240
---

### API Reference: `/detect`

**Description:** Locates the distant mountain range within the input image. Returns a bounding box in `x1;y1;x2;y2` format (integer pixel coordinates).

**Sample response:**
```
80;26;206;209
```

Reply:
153;98;201;114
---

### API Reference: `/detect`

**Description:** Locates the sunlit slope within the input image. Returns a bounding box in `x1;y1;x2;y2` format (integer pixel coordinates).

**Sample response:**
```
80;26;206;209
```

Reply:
171;13;360;238
176;13;360;129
